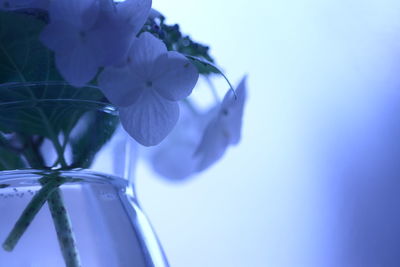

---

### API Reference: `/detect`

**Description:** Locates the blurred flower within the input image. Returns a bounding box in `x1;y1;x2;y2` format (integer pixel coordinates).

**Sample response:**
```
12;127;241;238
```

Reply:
40;0;151;87
195;76;247;171
148;76;248;180
148;102;208;180
99;32;199;146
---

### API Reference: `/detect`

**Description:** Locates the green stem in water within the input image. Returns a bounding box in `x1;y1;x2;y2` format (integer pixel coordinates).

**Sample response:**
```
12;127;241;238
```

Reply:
1;111;81;266
28;86;81;266
47;188;81;267
2;178;63;251
45;137;81;267
2;45;80;264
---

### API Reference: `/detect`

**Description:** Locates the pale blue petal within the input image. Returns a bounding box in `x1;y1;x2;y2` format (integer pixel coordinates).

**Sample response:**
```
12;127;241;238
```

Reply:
0;0;43;10
150;140;199;180
81;0;100;30
98;65;144;107
120;90;179;146
92;0;151;67
194;116;230;172
31;0;49;9
117;0;152;34
49;0;97;27
41;23;101;86
89;17;133;66
54;45;98;87
40;21;78;52
153;51;199;101
148;103;204;180
219;76;248;145
128;32;167;78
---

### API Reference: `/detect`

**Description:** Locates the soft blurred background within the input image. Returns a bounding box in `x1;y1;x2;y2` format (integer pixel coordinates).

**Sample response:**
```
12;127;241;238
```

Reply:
135;0;400;266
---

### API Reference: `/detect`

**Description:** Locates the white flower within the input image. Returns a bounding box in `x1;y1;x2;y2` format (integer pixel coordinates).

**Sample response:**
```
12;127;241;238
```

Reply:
148;76;248;180
40;0;151;87
98;32;199;146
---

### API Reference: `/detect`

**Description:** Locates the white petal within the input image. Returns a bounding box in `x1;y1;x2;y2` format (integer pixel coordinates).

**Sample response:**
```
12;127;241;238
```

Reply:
128;32;167;78
120;90;179;146
117;0;152;34
194;116;230;172
98;65;144;107
219;76;248;145
54;45;98;87
153;51;199;101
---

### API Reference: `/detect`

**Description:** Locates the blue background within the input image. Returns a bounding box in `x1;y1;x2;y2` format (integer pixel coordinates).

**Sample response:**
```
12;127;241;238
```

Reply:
136;1;400;266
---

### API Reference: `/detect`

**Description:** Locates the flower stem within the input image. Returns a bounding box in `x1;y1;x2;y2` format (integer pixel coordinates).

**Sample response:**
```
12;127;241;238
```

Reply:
1;52;80;264
47;188;81;267
31;98;82;266
1;134;82;266
44;141;82;266
2;178;63;251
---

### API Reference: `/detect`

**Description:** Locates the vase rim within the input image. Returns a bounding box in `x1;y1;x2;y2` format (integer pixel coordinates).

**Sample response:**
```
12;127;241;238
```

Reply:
0;169;130;189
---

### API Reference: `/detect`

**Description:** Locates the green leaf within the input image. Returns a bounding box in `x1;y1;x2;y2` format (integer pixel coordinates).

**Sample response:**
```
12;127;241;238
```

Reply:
0;11;62;83
142;17;219;75
0;132;26;170
0;12;118;171
0;147;24;170
0;84;105;139
185;55;236;95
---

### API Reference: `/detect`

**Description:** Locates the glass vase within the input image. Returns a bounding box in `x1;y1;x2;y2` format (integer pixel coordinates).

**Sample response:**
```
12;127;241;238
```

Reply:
0;82;169;267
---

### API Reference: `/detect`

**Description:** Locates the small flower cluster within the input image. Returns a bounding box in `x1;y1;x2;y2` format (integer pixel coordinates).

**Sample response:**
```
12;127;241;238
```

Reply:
1;0;248;178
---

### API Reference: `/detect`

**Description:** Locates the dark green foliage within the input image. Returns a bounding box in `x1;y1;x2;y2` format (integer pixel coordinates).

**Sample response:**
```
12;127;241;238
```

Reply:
0;11;62;84
0;84;104;139
0;147;25;170
142;15;219;75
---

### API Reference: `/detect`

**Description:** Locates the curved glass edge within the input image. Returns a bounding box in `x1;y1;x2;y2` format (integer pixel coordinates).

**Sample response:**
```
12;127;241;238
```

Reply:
0;169;170;267
0;169;129;190
119;187;170;267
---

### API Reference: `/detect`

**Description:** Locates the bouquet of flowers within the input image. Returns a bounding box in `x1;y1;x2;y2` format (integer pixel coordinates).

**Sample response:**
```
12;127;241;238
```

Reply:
0;0;247;265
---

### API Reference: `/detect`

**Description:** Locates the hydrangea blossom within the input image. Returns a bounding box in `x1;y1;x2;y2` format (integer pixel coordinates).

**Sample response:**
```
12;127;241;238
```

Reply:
0;0;47;10
99;32;199;146
40;0;151;87
195;76;247;171
148;103;207;180
148;76;248;180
